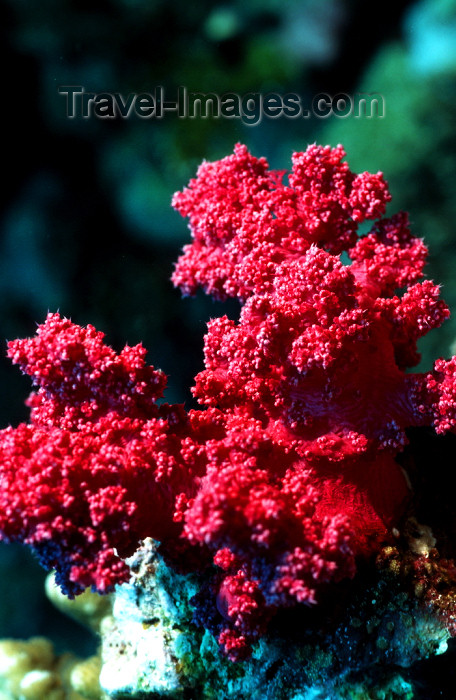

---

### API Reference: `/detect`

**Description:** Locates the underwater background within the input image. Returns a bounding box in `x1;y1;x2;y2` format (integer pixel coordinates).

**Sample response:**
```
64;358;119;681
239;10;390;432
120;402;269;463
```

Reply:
2;0;456;696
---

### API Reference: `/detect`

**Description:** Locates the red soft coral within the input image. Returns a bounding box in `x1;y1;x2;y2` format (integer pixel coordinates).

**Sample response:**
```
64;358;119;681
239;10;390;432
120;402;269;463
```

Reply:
2;145;456;660
0;314;204;595
172;143;391;300
7;312;167;428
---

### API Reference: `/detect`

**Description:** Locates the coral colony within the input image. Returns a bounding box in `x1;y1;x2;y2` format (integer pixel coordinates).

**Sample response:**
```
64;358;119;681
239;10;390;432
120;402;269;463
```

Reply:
1;144;456;698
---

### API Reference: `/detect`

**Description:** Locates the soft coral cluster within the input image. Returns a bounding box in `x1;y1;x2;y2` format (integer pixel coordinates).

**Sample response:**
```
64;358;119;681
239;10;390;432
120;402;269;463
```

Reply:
1;144;456;660
0;314;203;595
171;143;392;300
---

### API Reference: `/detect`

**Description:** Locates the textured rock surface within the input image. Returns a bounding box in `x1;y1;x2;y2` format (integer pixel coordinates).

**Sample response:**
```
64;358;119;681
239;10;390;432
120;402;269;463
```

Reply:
98;539;449;699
